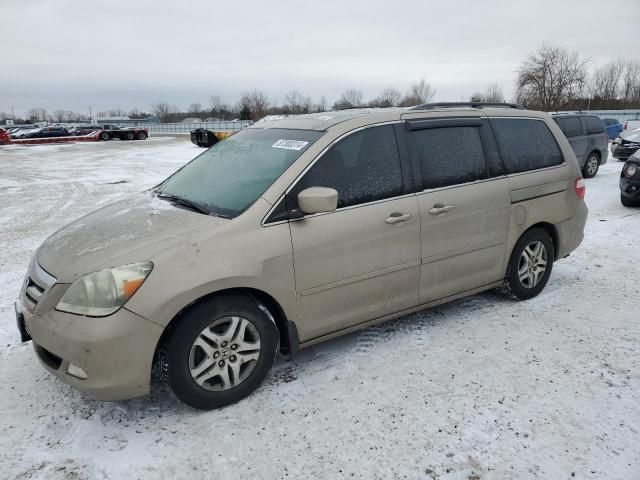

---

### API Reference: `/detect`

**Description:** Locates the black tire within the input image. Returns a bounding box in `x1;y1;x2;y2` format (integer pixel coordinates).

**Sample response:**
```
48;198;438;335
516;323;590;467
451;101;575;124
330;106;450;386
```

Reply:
137;131;147;140
125;131;135;141
621;193;640;207
165;294;278;410
100;131;109;141
502;228;555;300
582;152;600;178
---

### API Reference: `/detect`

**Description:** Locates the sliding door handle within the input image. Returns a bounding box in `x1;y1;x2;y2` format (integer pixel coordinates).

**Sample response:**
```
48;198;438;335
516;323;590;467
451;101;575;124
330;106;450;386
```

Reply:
428;204;455;215
385;213;411;224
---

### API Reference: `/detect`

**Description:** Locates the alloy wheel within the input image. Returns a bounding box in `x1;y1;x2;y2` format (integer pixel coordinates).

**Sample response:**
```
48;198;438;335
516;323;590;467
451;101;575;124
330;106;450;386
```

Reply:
517;240;548;288
586;156;598;176
188;316;261;391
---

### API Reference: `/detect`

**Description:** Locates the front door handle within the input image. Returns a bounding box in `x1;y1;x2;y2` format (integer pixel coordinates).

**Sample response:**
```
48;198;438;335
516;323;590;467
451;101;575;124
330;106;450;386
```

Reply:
428;204;455;215
385;212;412;224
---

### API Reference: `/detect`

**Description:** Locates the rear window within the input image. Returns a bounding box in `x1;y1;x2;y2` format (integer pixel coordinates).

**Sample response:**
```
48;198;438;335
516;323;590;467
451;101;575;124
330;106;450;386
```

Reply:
583;116;605;134
559;117;583;137
491;118;563;174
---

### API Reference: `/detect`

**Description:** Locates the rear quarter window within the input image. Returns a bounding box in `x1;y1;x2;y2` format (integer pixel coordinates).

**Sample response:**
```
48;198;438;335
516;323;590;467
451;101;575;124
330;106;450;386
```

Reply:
491;118;563;174
583;116;605;135
559;117;583;137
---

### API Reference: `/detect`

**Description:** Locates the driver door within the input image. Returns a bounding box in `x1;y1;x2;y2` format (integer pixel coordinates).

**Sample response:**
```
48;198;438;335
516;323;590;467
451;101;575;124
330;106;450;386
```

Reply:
286;124;421;341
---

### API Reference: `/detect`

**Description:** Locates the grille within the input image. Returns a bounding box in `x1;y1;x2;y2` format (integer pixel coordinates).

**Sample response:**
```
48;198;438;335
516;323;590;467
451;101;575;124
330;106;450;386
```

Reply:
24;278;45;308
22;261;57;312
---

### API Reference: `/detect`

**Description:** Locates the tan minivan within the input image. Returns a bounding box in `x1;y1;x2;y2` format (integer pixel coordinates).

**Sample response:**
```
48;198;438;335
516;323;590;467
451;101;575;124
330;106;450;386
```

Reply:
16;103;588;409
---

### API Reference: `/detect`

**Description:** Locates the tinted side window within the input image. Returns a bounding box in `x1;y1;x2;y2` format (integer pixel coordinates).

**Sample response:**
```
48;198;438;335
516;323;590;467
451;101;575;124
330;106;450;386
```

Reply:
292;125;403;209
407;127;486;189
560;117;583;137
491;118;563;174
583;116;605;134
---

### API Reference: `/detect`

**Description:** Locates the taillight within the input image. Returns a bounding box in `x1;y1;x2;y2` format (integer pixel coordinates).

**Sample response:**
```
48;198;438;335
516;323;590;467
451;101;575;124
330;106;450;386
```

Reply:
574;177;586;199
624;122;628;130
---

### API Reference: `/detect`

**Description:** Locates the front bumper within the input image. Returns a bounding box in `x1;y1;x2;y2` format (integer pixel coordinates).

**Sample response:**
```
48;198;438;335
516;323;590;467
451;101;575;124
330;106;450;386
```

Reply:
612;145;639;161
19;299;163;401
620;176;640;201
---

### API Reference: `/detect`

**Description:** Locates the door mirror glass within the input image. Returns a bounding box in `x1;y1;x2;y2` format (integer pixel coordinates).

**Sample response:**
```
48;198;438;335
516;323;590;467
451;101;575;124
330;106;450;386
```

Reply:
297;187;338;214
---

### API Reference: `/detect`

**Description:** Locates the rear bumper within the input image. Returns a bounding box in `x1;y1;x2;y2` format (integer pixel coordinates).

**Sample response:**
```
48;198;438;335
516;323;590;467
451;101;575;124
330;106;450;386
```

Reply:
556;200;588;259
21;301;163;401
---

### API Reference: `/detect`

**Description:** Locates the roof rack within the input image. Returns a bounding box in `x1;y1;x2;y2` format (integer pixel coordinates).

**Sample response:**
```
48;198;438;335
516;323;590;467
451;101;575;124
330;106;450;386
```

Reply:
410;102;525;111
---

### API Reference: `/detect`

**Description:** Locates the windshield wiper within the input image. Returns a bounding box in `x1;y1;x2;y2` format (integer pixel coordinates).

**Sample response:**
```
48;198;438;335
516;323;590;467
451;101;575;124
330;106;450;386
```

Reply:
155;192;212;216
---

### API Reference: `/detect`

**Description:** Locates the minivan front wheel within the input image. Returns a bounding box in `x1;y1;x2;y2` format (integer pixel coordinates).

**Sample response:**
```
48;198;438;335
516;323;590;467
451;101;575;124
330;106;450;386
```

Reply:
582;153;600;178
502;228;554;300
165;294;279;410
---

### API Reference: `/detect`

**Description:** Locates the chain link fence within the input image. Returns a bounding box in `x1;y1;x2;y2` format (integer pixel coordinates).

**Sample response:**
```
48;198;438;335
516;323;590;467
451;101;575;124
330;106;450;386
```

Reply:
139;121;252;134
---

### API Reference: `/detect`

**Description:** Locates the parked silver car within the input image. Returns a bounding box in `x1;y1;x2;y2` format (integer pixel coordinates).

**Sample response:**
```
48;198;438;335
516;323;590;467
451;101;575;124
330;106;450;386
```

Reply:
16;103;588;409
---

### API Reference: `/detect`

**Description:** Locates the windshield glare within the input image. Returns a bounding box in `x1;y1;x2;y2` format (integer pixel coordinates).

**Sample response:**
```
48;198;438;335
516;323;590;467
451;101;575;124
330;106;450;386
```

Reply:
157;128;323;218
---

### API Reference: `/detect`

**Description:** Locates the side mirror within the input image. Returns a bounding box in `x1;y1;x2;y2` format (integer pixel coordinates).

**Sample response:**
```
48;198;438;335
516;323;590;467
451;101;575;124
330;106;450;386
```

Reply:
297;187;338;215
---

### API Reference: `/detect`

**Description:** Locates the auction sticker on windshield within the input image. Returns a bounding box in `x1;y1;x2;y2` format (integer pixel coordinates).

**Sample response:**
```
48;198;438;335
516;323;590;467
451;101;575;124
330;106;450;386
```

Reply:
272;139;309;150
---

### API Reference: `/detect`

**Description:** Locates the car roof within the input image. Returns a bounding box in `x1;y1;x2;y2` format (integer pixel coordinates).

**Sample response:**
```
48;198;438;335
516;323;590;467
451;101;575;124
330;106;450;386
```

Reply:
248;108;405;131
551;112;599;118
249;105;547;132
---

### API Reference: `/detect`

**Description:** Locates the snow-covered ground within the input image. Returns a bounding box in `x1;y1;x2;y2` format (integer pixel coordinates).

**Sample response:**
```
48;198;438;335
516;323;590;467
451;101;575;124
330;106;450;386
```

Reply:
0;138;638;480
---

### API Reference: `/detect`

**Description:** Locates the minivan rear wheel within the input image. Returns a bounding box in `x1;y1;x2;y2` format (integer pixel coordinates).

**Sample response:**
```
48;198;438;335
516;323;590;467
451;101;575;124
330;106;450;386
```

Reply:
165;294;279;410
582;153;600;178
502;228;554;300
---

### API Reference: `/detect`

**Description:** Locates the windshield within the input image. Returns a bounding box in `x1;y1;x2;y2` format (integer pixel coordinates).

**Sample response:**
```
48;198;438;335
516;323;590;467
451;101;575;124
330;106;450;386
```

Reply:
156;128;323;218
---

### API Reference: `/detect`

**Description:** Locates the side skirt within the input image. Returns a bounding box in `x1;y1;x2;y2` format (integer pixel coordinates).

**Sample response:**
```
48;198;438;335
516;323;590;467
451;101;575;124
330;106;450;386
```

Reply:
297;281;503;350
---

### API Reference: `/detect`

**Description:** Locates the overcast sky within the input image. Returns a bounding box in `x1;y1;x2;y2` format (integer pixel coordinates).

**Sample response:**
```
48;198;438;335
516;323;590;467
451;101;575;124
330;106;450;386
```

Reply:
1;0;639;116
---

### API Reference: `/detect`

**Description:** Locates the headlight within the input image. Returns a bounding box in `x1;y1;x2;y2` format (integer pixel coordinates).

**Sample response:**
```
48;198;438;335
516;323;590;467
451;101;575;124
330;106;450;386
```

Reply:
624;163;637;178
56;261;152;316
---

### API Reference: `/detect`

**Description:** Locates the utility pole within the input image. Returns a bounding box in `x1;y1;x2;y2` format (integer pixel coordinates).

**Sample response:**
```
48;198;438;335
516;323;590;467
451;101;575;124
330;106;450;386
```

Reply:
88;106;92;122
11;106;15;120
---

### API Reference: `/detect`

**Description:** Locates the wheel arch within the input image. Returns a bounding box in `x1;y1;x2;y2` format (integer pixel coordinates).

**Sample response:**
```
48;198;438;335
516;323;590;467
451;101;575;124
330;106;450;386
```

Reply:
519;222;559;261
154;287;296;367
589;149;602;162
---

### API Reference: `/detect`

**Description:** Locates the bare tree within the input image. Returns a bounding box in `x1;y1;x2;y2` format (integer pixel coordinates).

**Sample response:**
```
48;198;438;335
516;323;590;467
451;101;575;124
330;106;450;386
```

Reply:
27;108;48;122
333;89;364;109
188;103;203;115
237;89;270;120
283;90;312;114
470;83;505;103
399;79;436;106
591;61;624;102
207;95;232;119
316;95;327;112
516;43;588;110
411;79;436;103
152;102;172;122
621;60;640;105
484;84;505;102
208;95;224;112
108;108;126;117
369;87;402;107
53;110;66;122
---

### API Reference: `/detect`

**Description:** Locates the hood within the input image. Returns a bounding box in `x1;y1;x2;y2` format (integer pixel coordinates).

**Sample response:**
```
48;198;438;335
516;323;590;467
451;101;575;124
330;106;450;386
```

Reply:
37;191;224;282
